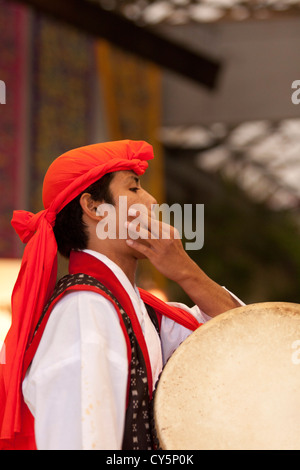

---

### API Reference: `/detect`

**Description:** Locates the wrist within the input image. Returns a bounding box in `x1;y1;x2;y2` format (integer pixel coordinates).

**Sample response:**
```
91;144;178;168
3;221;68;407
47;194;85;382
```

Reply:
173;256;205;287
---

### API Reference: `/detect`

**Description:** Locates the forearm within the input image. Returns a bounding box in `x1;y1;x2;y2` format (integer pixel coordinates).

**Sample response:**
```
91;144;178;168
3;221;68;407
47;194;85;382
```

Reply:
174;257;241;318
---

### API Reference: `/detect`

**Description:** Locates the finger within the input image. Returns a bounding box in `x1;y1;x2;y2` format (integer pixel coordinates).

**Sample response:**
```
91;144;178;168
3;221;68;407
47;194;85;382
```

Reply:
147;212;180;240
126;220;152;240
142;212;162;239
127;211;160;239
126;238;153;256
160;222;181;240
127;207;179;240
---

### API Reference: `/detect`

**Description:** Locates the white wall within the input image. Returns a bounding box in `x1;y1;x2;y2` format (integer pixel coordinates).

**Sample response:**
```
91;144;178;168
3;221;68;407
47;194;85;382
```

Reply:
158;17;300;126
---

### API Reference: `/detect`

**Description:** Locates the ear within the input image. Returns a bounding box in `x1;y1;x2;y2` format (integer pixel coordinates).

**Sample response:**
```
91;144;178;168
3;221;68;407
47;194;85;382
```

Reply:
79;193;103;222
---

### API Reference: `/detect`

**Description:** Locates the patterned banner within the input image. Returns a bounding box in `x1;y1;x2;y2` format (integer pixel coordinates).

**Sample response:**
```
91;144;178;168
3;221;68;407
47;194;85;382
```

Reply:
29;15;95;213
0;0;28;257
96;41;164;203
96;41;166;290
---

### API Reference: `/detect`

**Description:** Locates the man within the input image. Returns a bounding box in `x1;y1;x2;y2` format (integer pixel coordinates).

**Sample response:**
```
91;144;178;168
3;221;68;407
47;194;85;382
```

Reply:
0;140;241;450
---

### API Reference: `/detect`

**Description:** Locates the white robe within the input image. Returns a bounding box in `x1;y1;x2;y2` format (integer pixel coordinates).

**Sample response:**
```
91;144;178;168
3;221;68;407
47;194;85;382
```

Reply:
22;249;243;450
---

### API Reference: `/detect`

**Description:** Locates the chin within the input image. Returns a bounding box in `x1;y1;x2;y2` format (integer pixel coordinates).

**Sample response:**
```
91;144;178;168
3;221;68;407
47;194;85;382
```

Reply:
133;250;147;260
126;244;146;260
126;239;148;260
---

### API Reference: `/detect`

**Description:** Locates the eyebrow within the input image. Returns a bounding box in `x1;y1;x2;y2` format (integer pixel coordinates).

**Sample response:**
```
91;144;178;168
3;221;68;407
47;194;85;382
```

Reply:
127;174;140;185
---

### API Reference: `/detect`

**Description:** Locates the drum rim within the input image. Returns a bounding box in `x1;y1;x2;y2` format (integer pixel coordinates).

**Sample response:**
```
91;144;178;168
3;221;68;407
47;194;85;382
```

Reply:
152;301;300;450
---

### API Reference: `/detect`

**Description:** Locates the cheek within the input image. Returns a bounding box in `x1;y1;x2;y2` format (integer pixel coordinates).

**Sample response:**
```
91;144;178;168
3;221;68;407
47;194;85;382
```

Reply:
113;191;154;222
116;195;145;218
130;192;156;215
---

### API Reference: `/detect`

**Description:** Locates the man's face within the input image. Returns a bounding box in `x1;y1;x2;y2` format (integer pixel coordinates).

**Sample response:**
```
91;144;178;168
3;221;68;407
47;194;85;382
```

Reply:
95;170;157;255
109;170;157;215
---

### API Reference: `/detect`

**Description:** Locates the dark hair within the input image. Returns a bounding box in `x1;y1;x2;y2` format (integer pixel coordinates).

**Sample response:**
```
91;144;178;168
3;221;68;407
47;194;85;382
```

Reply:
53;172;115;258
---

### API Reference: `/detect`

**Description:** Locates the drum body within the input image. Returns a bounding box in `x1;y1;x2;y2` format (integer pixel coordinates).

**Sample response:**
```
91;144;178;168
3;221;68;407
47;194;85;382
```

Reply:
153;302;300;450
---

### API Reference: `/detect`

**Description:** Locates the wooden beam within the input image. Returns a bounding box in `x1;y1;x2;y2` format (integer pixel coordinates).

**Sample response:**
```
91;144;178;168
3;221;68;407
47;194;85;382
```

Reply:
13;0;222;89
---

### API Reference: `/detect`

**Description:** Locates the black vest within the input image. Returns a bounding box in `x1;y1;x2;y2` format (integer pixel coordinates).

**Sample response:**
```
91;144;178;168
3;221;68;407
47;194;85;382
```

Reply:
35;273;160;450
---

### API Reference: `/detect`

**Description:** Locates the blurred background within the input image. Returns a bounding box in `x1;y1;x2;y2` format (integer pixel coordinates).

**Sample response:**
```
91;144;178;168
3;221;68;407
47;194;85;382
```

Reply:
1;0;300;340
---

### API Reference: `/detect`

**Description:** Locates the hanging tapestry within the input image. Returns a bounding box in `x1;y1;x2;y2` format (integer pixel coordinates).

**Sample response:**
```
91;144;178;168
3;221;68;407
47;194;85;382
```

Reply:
30;15;94;213
0;0;28;257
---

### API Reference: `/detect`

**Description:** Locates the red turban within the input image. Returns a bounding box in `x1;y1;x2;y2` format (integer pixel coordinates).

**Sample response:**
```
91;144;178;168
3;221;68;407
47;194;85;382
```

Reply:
0;140;154;448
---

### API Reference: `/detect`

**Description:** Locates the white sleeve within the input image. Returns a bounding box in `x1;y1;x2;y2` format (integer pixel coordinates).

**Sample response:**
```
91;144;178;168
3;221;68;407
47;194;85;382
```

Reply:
160;303;204;365
22;291;128;450
160;287;245;365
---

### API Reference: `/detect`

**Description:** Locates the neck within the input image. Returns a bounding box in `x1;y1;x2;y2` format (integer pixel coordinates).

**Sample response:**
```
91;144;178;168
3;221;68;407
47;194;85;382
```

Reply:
87;243;138;286
107;251;138;286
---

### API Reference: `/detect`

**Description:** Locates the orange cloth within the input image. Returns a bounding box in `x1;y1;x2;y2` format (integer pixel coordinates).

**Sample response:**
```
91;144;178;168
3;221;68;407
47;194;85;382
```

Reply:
0;140;153;448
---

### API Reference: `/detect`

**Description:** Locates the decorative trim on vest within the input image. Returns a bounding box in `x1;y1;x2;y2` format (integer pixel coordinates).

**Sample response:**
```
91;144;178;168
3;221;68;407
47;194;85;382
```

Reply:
30;272;155;450
20;251;201;450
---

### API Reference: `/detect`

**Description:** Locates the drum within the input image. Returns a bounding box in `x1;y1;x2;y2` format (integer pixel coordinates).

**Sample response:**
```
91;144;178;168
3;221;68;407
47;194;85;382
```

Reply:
153;302;300;450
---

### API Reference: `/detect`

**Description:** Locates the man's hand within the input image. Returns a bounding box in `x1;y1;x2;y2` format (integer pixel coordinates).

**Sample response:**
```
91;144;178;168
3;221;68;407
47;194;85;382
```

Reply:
125;210;241;317
125;210;193;283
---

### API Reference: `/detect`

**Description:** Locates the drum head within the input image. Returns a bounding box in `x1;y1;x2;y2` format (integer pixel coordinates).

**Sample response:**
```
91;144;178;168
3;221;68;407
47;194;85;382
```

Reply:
153;302;300;450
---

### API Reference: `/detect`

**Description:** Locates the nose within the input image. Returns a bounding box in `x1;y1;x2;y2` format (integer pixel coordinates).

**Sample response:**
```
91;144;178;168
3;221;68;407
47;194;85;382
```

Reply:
140;189;157;216
150;195;158;206
145;190;157;208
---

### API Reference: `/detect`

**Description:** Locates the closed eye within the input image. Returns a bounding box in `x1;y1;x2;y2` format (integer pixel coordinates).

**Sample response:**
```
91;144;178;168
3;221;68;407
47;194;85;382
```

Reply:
129;187;140;193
